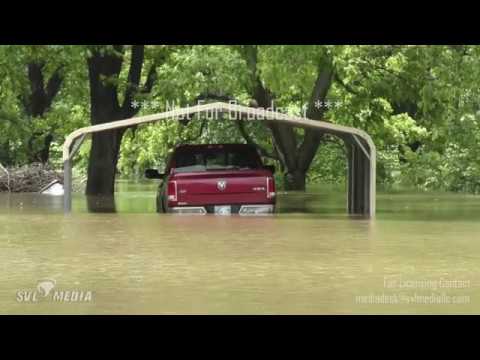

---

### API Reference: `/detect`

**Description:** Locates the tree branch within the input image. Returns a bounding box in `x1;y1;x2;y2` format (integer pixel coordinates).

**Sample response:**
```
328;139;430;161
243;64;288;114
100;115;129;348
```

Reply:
198;118;207;139
87;45;124;122
236;119;279;160
334;70;359;96
45;65;63;109
176;92;238;126
306;61;334;120
141;61;157;94
23;61;63;117
297;58;334;171
195;92;236;103
322;134;348;158
122;45;145;115
26;62;46;117
190;90;279;161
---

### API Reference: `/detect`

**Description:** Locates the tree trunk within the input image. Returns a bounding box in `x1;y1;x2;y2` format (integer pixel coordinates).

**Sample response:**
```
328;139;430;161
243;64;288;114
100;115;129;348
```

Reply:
238;46;333;191
86;130;123;195
27;133;54;164
38;133;53;163
85;46;124;198
22;61;63;164
284;170;306;191
85;45;158;200
86;130;123;213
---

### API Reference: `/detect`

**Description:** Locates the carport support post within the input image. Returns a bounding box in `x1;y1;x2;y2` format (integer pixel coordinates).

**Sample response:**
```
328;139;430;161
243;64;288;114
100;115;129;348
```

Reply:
347;143;371;216
64;159;72;212
347;144;354;213
63;134;86;213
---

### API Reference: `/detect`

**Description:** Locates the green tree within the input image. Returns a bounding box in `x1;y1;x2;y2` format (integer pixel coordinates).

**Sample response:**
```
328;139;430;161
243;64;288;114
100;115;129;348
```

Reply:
85;45;164;198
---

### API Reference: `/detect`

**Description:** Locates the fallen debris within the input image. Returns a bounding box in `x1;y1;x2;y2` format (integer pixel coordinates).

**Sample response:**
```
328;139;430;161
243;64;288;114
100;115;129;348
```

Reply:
0;163;9;191
40;180;64;195
0;163;64;193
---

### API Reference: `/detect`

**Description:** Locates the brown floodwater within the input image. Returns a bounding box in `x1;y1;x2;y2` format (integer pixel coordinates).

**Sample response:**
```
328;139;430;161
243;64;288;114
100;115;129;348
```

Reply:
0;182;479;314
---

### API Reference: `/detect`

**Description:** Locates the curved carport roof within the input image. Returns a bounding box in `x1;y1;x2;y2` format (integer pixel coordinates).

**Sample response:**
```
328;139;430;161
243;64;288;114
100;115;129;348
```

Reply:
63;101;376;216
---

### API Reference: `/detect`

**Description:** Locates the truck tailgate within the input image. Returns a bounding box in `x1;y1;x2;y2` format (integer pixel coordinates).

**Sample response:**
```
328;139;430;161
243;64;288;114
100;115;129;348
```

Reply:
173;170;270;205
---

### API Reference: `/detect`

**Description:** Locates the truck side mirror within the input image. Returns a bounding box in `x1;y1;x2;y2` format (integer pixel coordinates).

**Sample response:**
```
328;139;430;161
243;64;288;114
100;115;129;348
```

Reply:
145;169;164;179
264;165;275;174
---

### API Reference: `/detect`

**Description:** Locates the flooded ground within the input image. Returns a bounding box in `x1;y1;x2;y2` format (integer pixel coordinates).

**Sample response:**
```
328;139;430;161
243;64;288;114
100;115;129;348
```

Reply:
0;182;479;314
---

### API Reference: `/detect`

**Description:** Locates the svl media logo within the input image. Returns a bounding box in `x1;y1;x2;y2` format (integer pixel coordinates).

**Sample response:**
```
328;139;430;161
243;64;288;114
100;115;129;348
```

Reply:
16;279;94;303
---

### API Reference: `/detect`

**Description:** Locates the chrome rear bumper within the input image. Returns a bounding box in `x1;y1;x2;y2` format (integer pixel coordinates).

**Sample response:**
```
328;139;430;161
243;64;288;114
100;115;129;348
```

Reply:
239;204;274;215
170;206;207;215
169;204;274;215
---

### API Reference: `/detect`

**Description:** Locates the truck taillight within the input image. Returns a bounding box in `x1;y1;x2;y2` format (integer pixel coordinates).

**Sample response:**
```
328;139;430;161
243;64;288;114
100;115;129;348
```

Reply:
167;181;177;201
266;177;276;199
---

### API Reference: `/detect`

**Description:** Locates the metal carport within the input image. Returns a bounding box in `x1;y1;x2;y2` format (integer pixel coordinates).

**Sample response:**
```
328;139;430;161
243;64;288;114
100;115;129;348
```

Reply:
62;102;376;216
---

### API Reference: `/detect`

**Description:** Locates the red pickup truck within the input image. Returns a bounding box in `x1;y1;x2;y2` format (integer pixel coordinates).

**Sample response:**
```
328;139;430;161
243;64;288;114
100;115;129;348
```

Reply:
145;144;276;215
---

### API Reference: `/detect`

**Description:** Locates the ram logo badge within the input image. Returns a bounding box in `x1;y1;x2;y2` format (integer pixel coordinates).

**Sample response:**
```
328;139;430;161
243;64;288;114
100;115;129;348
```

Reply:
217;180;227;191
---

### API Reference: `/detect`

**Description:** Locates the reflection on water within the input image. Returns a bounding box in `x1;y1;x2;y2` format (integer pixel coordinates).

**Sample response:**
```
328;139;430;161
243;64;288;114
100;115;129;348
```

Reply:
86;195;117;213
0;182;479;314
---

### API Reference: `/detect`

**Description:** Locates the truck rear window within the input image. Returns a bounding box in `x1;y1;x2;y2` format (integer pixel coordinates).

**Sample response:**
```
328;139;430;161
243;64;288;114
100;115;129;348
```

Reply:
173;147;261;172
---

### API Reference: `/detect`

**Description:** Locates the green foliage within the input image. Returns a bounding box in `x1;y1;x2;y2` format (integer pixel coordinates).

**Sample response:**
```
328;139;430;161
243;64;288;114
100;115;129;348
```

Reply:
0;45;88;166
152;45;249;107
398;113;480;193
1;45;480;194
308;139;347;185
